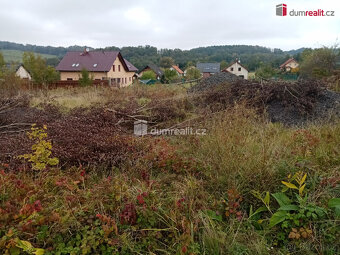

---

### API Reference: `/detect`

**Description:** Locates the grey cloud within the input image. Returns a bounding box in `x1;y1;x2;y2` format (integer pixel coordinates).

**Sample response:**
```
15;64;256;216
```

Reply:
0;0;338;50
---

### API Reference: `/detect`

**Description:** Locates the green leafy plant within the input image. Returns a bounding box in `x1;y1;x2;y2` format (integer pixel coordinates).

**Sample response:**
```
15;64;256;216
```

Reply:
0;230;45;255
251;172;328;243
15;239;45;255
140;70;156;80
328;198;340;218
19;124;59;170
79;68;93;87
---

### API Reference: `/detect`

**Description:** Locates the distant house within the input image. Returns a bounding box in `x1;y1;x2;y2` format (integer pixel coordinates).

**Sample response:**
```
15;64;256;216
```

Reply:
6;64;32;80
170;65;184;76
56;49;138;87
139;64;164;80
222;59;249;79
196;63;220;78
15;64;31;80
280;58;299;72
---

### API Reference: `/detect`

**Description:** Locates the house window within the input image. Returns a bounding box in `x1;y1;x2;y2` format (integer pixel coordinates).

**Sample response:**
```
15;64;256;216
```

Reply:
238;67;241;71
118;65;121;72
125;78;127;84
129;77;131;81
67;78;73;81
117;78;121;83
113;65;115;71
230;67;233;71
102;77;106;80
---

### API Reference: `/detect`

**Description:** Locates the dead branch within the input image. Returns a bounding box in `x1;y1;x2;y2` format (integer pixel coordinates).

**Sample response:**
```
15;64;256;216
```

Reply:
106;108;149;121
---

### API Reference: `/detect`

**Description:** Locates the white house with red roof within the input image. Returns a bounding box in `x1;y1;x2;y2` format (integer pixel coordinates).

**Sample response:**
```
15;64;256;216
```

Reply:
280;58;299;72
170;65;184;76
222;59;249;79
56;49;138;87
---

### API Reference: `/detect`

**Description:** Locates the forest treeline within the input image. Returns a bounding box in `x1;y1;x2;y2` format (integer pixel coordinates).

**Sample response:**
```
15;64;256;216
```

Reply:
0;41;306;71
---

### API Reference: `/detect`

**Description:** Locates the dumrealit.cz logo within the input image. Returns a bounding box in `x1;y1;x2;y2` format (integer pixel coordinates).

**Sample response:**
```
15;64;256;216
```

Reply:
133;120;207;136
276;3;335;17
276;4;287;16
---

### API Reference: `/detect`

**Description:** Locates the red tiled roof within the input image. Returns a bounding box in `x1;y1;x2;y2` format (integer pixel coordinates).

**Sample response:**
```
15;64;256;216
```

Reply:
171;65;184;74
56;51;136;72
280;58;297;68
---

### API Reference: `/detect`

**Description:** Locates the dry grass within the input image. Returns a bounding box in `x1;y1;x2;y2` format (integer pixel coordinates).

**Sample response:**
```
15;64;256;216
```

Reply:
30;86;110;111
29;84;187;112
1;84;339;254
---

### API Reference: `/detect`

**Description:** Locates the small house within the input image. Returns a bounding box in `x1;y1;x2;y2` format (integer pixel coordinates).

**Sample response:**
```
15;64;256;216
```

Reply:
7;64;32;80
280;58;299;72
196;63;220;78
139;64;164;80
16;64;31;80
222;59;249;79
170;65;184;76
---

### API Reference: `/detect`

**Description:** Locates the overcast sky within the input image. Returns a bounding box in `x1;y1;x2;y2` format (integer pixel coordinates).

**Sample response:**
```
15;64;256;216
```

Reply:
0;0;339;51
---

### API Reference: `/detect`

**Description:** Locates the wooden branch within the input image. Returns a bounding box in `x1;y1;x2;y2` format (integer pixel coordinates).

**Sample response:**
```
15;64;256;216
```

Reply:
106;108;149;121
0;129;31;134
284;86;299;100
0;123;32;129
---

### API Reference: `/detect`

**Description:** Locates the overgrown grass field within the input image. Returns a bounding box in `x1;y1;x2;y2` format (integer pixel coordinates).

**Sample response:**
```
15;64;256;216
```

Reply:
0;84;339;254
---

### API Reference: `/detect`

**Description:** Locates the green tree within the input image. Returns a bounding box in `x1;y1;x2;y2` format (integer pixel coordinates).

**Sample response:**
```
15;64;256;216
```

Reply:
185;61;194;69
255;64;277;79
220;60;228;70
23;52;59;86
160;57;175;68
164;68;177;82
299;47;337;78
0;52;5;68
185;67;201;80
79;68;93;87
0;52;6;77
140;70;156;80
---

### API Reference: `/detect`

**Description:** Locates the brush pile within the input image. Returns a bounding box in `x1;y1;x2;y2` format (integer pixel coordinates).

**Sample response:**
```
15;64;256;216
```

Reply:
191;77;340;125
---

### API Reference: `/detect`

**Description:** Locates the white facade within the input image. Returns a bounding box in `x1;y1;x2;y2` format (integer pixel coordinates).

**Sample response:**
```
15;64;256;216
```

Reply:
283;60;299;71
16;65;31;80
225;61;248;79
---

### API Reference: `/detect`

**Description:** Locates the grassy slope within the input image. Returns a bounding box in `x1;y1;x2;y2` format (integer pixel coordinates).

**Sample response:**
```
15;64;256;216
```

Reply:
1;85;339;254
0;49;57;63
